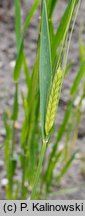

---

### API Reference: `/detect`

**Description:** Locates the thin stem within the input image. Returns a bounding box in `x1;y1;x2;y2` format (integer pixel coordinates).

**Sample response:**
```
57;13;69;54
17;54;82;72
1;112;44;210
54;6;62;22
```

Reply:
11;122;16;156
31;140;47;200
64;0;81;69
20;124;30;199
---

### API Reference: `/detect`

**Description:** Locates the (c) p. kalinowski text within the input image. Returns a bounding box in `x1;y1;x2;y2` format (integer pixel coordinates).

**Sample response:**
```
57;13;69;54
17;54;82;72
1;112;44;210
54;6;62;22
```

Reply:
32;202;84;212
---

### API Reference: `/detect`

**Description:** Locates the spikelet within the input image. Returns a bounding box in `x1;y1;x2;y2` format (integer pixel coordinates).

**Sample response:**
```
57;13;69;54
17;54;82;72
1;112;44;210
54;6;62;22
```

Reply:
45;67;63;136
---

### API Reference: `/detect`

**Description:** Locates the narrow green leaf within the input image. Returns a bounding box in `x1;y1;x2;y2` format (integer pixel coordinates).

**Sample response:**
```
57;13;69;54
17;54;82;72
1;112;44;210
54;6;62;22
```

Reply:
79;40;85;61
23;53;30;88
31;140;47;199
15;0;21;51
14;0;40;81
70;60;85;95
57;101;73;143
47;0;58;18
9;157;17;177
23;0;40;33
12;84;18;121
3;113;11;162
64;61;72;76
21;91;27;112
53;0;78;50
49;21;55;46
40;0;52;137
46;150;63;190
47;100;73;173
14;0;21;122
79;26;85;61
56;152;77;182
13;41;24;80
14;0;22;80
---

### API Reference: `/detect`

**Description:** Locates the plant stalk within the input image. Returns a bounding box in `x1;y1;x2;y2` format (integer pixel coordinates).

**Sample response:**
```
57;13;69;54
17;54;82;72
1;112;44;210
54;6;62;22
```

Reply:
31;139;47;199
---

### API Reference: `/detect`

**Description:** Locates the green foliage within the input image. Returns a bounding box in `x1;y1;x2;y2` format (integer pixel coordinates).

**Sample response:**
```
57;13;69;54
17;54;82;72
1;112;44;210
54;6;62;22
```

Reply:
53;0;78;50
40;0;52;138
12;84;18;121
47;0;58;18
70;60;85;95
14;0;40;81
15;0;21;51
2;0;83;200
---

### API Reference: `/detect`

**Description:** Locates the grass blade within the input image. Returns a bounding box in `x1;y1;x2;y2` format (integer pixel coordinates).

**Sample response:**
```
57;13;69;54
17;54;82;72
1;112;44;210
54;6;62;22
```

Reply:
14;0;40;81
12;84;18;121
46;150;63;191
53;0;78;50
70;60;85;95
47;0;58;18
23;0;40;33
23;53;30;88
31;140;47;199
13;41;24;81
40;0;52;138
47;100;73;175
56;152;77;182
15;0;21;51
3;113;11;162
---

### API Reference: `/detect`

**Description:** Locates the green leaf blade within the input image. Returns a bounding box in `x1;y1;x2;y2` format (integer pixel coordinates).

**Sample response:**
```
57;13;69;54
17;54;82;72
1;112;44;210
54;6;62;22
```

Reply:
13;41;24;81
13;0;40;81
53;0;78;50
23;0;40;33
15;0;21;51
70;60;85;95
56;152;77;182
47;0;58;18
40;0;52;138
12;84;18;121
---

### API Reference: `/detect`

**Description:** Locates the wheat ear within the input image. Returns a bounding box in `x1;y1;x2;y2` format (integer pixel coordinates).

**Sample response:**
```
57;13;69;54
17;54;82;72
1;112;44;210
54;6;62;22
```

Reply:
45;67;63;136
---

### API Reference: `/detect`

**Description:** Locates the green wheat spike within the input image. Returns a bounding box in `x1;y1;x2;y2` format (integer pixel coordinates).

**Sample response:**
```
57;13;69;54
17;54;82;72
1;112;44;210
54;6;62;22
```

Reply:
45;67;64;136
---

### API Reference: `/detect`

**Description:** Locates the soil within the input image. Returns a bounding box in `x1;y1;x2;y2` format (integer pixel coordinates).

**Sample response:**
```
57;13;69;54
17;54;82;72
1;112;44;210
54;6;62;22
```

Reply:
0;0;85;199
